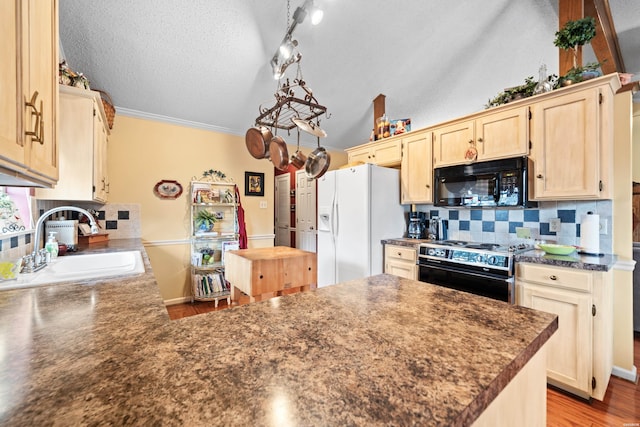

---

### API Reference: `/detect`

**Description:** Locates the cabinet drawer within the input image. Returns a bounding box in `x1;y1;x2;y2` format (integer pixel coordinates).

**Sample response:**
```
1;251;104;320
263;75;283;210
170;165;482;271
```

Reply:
516;263;592;292
385;245;417;263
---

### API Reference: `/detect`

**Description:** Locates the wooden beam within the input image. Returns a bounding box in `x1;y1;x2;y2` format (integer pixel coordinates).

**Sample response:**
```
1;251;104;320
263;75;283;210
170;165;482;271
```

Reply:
559;0;584;75
373;94;385;135
585;0;626;73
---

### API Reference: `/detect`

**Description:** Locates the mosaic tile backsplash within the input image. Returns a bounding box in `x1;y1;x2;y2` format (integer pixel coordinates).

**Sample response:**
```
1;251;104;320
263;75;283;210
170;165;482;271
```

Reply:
0;202;141;261
416;200;613;253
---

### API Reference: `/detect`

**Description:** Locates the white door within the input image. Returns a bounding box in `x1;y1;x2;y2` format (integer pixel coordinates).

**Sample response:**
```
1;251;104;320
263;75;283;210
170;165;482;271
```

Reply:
275;174;291;247
295;170;317;252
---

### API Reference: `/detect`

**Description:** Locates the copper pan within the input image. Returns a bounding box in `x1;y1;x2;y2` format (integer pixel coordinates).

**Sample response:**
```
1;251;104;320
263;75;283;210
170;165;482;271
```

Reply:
245;126;272;159
305;146;331;179
269;135;290;171
290;128;307;169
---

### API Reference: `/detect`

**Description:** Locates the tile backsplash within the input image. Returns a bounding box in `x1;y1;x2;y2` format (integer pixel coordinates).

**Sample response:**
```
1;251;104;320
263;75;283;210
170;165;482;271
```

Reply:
0;202;141;261
417;200;612;253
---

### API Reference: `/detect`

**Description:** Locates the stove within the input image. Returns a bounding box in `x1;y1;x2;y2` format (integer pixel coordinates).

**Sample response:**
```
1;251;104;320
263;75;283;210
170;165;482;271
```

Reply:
417;240;534;303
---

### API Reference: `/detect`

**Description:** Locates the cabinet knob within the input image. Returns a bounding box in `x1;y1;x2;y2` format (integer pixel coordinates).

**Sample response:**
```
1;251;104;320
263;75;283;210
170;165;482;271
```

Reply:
397;252;402;256
426;184;430;188
536;174;543;179
477;137;483;143
549;275;557;280
468;139;474;144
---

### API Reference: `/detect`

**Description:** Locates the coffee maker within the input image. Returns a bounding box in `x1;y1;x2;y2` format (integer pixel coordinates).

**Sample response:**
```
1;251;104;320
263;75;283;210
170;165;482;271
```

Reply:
407;211;427;239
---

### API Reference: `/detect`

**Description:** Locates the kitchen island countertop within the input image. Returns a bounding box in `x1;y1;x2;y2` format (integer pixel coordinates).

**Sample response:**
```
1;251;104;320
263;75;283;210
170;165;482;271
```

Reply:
0;239;557;426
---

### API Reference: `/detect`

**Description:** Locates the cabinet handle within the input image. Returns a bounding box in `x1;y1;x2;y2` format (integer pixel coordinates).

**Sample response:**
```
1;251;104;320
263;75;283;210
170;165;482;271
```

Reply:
25;91;44;145
536;174;543;179
549;275;557;280
468;139;474;144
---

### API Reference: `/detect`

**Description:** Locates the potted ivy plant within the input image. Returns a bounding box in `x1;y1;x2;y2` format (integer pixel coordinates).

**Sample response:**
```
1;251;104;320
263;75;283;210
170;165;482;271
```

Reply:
554;17;601;85
195;209;217;232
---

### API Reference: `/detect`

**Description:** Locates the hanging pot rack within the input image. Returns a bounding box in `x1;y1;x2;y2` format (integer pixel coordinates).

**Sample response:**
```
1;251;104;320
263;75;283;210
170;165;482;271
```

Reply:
255;78;328;133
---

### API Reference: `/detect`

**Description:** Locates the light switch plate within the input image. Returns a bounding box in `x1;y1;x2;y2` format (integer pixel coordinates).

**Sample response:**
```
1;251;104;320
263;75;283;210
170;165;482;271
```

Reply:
259;201;267;209
599;218;608;235
549;218;561;232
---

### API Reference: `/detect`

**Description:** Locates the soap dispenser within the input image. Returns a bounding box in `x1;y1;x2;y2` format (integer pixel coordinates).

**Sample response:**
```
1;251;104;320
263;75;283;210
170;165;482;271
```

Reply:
45;231;59;262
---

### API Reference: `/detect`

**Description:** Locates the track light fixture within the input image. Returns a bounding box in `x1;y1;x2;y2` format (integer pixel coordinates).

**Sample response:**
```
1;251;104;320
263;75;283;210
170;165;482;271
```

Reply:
270;0;323;79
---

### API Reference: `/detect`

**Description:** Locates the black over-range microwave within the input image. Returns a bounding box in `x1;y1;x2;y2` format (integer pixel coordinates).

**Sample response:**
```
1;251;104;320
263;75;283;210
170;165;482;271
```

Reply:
434;156;536;208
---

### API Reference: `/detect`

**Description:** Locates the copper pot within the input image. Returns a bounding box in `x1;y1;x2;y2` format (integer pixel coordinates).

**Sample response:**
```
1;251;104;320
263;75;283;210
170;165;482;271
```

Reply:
269;135;290;171
245;126;272;159
290;151;307;169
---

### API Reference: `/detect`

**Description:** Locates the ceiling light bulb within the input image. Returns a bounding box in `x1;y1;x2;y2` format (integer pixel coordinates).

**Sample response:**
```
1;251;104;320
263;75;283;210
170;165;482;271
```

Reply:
310;8;323;25
279;39;298;60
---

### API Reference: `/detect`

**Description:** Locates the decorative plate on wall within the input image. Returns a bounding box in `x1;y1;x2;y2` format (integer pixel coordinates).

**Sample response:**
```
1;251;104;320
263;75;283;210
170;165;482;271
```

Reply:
153;180;183;199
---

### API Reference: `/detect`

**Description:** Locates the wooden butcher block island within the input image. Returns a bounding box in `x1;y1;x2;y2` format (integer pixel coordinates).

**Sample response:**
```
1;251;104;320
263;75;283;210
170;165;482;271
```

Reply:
225;246;317;303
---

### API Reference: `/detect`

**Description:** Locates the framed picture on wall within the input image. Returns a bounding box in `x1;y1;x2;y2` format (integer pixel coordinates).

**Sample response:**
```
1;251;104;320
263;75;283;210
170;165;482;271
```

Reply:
245;172;264;196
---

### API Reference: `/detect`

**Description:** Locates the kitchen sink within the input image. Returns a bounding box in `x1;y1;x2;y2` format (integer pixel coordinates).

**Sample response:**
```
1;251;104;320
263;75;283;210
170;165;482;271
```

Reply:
0;250;145;291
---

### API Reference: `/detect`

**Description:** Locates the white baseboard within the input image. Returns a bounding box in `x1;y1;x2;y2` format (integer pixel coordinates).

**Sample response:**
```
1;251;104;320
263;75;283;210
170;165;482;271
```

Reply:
164;296;192;306
612;364;638;383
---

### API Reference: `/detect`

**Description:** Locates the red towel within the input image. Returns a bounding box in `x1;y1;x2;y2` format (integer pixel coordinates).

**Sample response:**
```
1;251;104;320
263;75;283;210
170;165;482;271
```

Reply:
235;186;248;249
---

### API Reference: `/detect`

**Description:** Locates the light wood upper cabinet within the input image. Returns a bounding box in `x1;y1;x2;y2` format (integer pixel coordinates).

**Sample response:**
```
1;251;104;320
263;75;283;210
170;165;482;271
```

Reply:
516;263;612;401
401;130;433;204
530;85;612;200
433;106;529;168
36;86;110;202
0;0;58;187
346;136;402;167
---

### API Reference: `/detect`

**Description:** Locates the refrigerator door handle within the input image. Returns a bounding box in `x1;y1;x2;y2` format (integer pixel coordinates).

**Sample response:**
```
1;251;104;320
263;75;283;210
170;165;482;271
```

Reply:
332;199;338;237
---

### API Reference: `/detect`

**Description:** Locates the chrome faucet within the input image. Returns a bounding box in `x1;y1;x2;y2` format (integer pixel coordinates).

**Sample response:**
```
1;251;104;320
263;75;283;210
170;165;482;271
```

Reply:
30;206;99;266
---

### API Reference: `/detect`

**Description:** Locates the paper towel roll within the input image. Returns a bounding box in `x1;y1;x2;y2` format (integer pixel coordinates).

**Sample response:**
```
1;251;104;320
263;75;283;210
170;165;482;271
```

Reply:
580;212;600;254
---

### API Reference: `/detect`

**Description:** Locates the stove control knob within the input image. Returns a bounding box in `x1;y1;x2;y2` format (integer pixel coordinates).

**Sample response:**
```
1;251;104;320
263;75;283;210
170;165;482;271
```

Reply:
427;249;436;256
487;256;497;265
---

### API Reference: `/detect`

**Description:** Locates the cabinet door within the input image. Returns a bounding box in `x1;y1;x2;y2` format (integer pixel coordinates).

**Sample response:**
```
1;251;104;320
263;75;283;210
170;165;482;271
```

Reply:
433;120;474;167
371;138;402;166
521;282;592;396
0;0;26;171
530;88;600;199
401;130;433;204
476;106;529;161
347;147;372;164
24;0;58;183
93;107;109;202
385;260;417;280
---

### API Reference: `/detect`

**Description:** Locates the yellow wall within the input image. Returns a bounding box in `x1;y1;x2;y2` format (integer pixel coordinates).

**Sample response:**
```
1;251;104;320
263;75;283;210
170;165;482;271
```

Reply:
108;114;347;302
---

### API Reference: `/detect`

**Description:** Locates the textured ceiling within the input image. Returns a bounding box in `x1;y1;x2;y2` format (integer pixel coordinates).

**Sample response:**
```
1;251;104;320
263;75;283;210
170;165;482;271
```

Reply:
59;0;640;152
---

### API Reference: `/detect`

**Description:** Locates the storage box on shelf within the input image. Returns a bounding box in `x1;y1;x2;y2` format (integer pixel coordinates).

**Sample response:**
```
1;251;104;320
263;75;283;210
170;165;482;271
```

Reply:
190;180;239;306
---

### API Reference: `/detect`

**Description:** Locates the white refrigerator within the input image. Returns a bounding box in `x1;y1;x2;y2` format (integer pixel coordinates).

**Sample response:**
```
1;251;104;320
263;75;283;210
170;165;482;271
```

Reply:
317;163;407;287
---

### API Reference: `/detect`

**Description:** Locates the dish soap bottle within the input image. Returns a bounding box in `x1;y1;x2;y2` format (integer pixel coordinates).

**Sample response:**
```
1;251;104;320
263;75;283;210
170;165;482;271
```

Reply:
45;231;59;262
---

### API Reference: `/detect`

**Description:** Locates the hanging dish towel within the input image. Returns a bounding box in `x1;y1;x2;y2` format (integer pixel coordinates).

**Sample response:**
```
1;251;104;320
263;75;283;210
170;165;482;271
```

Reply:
235;186;248;249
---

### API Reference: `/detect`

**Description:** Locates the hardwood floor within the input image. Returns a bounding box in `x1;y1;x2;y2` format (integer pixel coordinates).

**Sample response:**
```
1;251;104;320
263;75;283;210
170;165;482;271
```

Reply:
167;302;639;425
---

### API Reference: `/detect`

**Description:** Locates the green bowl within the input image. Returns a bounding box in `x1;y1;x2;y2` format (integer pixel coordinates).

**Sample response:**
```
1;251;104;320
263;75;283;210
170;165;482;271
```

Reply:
537;244;576;255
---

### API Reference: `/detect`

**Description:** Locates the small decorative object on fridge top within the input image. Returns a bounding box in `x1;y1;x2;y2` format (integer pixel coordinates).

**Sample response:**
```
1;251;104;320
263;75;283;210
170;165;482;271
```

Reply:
533;65;553;95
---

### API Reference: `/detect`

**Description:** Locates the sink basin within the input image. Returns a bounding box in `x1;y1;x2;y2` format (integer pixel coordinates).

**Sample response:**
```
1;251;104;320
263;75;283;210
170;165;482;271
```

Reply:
0;251;145;291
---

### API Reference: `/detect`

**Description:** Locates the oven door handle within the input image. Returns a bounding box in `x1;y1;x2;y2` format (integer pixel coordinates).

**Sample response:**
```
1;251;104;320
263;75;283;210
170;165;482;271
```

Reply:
419;263;513;282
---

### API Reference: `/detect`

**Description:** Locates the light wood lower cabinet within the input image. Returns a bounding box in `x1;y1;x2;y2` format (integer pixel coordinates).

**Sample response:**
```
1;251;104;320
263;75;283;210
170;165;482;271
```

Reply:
516;263;612;400
384;244;417;280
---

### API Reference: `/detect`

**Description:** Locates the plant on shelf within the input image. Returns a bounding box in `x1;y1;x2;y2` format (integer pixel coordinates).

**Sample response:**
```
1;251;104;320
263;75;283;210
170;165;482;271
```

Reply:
554;16;596;70
485;76;537;108
554;17;601;85
195;209;218;232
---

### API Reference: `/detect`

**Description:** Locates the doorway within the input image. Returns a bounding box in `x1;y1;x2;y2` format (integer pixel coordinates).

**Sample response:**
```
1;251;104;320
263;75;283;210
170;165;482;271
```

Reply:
275;174;290;247
295;169;317;252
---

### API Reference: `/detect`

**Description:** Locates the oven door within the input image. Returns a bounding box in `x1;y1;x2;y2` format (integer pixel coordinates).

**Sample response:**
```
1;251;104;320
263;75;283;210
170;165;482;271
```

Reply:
419;263;514;303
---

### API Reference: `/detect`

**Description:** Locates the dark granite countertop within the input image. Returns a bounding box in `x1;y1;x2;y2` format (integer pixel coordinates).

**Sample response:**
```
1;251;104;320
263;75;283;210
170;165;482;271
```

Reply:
0;239;557;426
514;249;617;271
382;237;431;248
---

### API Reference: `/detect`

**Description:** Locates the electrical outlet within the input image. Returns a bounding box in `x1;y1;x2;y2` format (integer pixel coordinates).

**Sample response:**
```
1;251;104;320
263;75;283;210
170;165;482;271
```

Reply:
549;218;561;232
259;201;267;209
516;227;531;239
599;218;608;235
